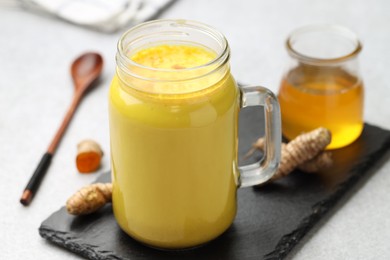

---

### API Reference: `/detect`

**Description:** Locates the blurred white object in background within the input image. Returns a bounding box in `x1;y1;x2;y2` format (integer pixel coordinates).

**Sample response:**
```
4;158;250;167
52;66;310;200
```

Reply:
3;0;175;32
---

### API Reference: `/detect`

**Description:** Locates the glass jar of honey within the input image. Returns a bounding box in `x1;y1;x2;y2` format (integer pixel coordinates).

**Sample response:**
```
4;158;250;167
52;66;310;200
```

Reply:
278;24;364;149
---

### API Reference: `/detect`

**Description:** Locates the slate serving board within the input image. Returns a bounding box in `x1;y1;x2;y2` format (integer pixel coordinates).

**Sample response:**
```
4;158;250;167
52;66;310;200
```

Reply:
39;107;390;260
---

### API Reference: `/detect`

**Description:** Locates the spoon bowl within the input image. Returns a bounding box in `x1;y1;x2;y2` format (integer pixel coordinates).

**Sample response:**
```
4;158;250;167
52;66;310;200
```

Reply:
71;52;104;92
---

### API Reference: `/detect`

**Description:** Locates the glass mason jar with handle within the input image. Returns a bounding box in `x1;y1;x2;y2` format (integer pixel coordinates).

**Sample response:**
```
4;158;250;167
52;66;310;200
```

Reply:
109;19;281;249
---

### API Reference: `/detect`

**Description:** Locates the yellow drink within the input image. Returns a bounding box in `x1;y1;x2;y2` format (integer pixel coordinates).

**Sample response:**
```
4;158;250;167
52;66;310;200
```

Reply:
109;44;240;249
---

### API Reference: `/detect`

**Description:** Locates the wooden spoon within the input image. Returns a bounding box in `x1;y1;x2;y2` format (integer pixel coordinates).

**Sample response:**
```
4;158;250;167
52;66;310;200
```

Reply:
20;52;104;206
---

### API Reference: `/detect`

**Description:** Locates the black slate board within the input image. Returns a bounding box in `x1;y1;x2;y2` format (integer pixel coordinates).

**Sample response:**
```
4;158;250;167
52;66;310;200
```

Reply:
39;107;390;260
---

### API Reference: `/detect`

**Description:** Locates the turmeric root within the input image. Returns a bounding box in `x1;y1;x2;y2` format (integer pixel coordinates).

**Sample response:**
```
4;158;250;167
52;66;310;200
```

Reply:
252;127;332;181
298;151;333;173
76;139;103;173
66;183;112;215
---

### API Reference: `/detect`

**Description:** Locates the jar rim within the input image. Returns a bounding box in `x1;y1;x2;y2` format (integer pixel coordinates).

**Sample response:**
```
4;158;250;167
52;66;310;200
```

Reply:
286;24;362;65
116;19;230;82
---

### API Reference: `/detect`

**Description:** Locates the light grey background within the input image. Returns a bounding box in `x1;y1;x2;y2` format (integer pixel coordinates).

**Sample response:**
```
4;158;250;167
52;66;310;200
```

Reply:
1;0;390;259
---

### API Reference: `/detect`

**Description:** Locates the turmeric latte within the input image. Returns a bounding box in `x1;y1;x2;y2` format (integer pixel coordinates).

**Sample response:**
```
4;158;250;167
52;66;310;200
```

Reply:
109;44;239;249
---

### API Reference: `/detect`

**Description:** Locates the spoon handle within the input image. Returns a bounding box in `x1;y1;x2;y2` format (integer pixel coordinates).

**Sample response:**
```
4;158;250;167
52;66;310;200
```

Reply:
20;91;83;206
20;153;52;205
48;91;83;154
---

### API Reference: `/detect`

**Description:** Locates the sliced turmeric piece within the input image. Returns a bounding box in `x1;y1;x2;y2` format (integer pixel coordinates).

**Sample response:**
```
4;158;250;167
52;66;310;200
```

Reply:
76;139;103;173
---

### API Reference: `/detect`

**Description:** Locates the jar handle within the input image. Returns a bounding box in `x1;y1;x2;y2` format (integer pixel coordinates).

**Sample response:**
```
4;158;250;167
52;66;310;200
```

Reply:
238;86;282;187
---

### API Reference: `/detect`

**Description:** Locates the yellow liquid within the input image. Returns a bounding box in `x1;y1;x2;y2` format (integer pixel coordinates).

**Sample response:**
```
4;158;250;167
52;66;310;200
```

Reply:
278;65;364;149
109;44;240;249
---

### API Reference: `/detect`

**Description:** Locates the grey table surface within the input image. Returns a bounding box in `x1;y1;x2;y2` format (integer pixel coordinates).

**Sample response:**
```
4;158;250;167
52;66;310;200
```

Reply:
1;0;390;259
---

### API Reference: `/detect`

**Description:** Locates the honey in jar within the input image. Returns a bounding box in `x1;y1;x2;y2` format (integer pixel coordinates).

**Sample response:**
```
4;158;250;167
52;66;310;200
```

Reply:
278;25;364;149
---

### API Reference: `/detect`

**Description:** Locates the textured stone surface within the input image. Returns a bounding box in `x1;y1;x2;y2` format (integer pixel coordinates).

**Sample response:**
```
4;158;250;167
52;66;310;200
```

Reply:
39;107;390;259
